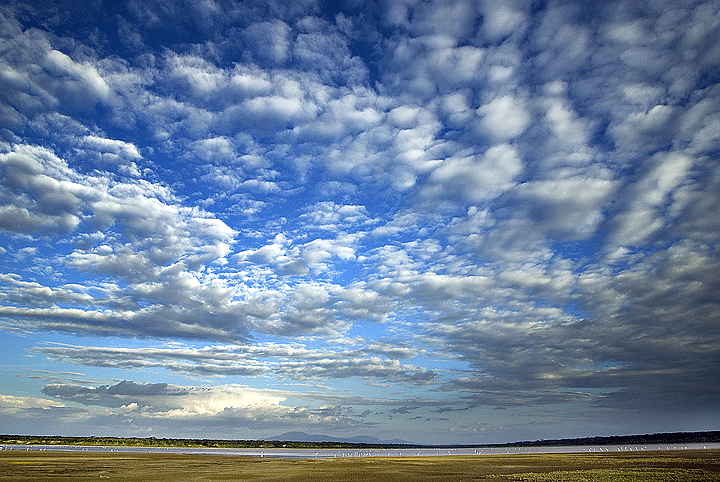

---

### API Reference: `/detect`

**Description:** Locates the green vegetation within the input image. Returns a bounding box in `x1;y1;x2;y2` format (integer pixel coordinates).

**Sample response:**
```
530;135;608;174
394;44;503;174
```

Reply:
1;449;719;481
0;434;414;450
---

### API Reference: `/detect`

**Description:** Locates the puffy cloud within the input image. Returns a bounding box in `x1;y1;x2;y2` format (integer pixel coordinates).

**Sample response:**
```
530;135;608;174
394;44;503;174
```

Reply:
299;202;376;231
0;26;111;122
677;89;720;155
228;94;315;131
0;143;247;341
293;91;385;142
42;381;285;417
612;104;683;155
479;1;529;42
382;36;486;99
476;95;531;142
37;380;377;431
0;141;233;258
609;151;693;247
293;27;369;86
75;135;142;176
418;144;523;206
242;20;292;66
0;144;91;234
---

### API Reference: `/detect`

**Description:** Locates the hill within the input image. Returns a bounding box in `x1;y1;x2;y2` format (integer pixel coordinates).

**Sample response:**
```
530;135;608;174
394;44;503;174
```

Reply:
267;431;413;445
498;431;720;448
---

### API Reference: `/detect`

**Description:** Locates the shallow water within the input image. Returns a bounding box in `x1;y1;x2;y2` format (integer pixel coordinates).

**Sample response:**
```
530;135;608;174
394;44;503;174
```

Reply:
2;442;718;458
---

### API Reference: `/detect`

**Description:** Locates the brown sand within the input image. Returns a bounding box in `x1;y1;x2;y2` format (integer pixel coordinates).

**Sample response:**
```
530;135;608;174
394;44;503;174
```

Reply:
1;449;719;481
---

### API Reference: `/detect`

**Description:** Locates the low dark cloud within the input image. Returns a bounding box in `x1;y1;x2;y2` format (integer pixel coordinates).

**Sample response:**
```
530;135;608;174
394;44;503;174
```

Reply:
42;380;182;408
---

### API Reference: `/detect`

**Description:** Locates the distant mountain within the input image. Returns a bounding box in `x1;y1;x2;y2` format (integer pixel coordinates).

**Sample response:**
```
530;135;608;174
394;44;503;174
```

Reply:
269;430;720;448
267;431;415;445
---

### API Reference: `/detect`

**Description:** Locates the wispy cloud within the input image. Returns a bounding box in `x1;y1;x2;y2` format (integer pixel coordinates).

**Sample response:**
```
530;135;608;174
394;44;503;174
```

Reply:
34;341;434;385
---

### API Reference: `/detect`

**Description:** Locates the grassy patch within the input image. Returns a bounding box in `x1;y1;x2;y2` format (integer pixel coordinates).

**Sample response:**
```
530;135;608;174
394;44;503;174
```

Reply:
488;468;720;481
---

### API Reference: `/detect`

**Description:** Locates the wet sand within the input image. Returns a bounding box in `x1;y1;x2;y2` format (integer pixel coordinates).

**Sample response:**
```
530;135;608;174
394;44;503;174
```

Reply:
2;448;719;481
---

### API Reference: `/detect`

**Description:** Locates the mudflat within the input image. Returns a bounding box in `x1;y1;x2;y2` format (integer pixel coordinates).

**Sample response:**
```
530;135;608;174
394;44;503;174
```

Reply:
1;449;719;481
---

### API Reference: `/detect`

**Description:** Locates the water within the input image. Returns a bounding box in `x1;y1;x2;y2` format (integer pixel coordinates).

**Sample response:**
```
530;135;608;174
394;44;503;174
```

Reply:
2;443;718;458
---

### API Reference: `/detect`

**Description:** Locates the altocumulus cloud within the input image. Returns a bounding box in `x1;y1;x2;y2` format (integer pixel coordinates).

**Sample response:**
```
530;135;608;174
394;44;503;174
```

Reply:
0;0;719;444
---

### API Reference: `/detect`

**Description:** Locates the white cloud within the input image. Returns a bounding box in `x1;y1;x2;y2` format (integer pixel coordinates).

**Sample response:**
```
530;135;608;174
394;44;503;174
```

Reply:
407;0;478;41
242;20;292;65
610;151;693;247
621;83;666;108
425;45;485;85
228;66;275;97
479;0;529;42
80;136;141;160
0;143;248;341
42;381;288;420
476;95;531;142
75;135;142;176
44;49;110;101
418;144;523;206
0;144;89;234
613;104;682;153
299;202;375;231
0;394;67;411
678;93;720;155
383;35;487;99
168;54;226;98
294;91;385;142
293;27;368;86
541;93;589;149
0;26;112;120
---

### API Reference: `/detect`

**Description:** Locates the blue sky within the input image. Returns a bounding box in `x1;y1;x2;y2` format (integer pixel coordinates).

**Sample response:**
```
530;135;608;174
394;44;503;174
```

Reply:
1;0;719;445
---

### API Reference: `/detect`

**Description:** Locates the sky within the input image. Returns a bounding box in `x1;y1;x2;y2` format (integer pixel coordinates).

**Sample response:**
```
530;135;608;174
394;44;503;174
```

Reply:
0;0;719;446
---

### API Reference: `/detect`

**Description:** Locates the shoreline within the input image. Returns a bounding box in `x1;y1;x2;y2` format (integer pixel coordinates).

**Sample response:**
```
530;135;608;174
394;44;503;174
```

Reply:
3;442;719;459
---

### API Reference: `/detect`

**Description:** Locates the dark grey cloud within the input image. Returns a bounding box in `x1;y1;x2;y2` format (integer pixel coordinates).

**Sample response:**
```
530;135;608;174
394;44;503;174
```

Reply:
42;380;182;408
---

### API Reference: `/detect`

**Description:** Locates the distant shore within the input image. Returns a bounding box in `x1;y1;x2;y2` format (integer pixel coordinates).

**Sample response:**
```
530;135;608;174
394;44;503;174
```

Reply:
1;430;719;450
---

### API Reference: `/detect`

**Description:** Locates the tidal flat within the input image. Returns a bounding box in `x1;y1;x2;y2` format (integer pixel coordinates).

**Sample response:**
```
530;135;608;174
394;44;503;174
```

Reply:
1;449;719;481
